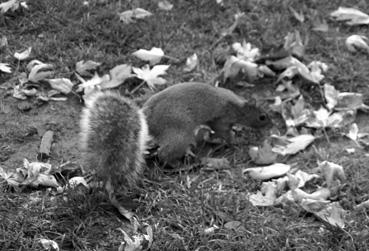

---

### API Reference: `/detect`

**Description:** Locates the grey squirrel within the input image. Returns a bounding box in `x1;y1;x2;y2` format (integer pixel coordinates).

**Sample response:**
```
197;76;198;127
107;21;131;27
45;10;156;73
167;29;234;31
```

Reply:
80;82;271;219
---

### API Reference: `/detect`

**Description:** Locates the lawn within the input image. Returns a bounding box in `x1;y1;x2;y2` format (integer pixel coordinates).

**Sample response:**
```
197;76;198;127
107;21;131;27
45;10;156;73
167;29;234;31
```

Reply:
1;0;369;250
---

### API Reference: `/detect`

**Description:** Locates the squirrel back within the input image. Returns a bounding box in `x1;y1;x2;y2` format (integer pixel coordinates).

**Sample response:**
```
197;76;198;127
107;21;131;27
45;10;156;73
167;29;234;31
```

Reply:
143;82;271;163
80;91;149;191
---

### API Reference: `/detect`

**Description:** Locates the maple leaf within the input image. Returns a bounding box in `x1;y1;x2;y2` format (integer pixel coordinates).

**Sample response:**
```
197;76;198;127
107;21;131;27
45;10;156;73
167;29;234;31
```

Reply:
132;64;170;89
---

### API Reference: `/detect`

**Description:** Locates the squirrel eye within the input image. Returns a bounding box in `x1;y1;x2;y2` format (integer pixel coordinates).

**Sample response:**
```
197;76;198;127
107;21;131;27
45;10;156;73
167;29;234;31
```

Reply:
259;114;267;121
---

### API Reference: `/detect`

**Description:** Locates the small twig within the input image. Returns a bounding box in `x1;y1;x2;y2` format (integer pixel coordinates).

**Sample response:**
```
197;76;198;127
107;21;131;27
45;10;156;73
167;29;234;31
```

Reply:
130;80;146;94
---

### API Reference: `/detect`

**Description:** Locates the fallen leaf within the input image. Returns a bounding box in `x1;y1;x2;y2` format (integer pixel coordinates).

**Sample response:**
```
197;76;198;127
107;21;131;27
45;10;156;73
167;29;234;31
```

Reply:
39;238;59;251
14;47;32;61
243;163;291;180
132;47;164;65
249;181;278;206
299;198;331;212
0;63;11;73
0;0;24;13
272;134;315;156
118;224;153;251
21;159;60;188
119;8;153;24
248;141;278;165
291;170;319;188
232;40;260;62
223;55;258;81
158;0;173;11
132;64;169;89
28;61;54;83
76;72;110;95
183;53;198;72
330;6;369;26
305;107;356;128
324;83;339;110
292;187;331;201
275;57;325;84
100;64;133;89
0;166;24;186
204;225;219;234
346;123;359;142
47;78;74;94
68;176;89;189
306;201;346;228
345;35;369;53
335;92;369;111
317;161;346;187
75;60;101;76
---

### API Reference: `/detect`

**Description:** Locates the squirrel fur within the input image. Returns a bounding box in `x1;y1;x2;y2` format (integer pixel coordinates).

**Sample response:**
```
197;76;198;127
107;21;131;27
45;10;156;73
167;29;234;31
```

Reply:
80;82;271;217
142;82;271;163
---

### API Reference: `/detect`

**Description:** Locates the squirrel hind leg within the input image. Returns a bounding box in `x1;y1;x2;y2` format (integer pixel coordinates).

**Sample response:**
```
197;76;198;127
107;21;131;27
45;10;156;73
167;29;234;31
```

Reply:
106;179;136;221
157;129;195;166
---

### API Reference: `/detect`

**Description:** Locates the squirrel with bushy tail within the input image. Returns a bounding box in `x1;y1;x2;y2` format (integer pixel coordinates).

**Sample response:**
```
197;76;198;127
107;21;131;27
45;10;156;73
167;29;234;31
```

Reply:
80;82;272;219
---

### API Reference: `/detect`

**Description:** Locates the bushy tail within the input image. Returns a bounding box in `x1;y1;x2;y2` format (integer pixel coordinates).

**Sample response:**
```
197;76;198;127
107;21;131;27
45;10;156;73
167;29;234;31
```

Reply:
80;91;149;190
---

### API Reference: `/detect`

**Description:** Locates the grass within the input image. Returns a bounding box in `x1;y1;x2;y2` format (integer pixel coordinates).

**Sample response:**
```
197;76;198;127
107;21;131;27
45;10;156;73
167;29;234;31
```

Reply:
1;0;369;250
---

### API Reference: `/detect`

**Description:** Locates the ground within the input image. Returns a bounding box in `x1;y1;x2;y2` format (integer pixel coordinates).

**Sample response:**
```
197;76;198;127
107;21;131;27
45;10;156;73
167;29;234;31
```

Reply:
1;0;369;250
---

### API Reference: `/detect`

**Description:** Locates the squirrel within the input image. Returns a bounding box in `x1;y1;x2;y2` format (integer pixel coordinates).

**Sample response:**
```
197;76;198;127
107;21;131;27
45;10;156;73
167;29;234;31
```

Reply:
80;82;271;219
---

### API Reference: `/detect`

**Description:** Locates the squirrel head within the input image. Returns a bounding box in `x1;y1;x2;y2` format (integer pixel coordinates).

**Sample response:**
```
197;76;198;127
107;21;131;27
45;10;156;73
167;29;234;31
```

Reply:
240;100;272;129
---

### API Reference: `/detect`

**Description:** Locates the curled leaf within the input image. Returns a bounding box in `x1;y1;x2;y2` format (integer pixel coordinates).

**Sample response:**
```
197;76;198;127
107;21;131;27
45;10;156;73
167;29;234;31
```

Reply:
119;8;153;24
223;55;258;81
183;53;198;72
100;64;133;89
158;0;173;11
249;181;278;206
14;47;32;61
272;134;315;156
330;7;369;26
28;61;54;83
132;47;164;65
0;63;11;73
248;141;278;165
345;35;369;53
243;163;291;180
47;78;74;94
39;238;59;251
